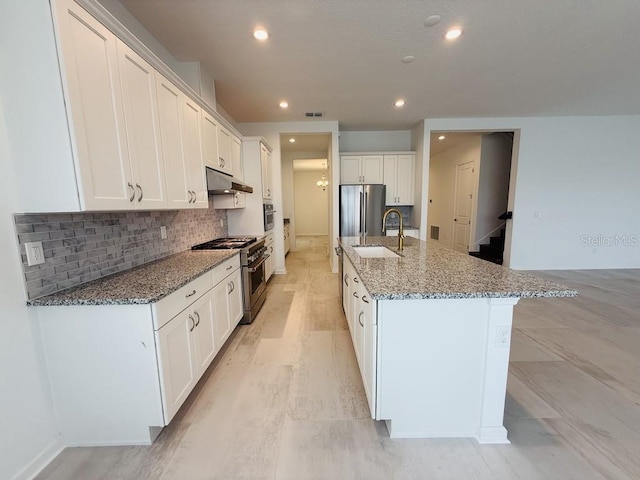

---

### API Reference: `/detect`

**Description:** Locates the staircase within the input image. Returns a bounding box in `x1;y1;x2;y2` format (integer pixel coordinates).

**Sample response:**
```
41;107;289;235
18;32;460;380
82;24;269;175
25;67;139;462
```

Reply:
469;229;505;265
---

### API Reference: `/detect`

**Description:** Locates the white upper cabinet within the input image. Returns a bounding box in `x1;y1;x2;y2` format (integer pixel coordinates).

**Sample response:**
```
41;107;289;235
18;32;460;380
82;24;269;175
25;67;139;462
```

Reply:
156;74;206;209
383;154;415;206
182;97;207;208
231;136;243;180
116;40;167;209
217;126;233;175
201;111;223;172
261;144;273;200
156;74;190;209
340;155;384;184
54;0;131;210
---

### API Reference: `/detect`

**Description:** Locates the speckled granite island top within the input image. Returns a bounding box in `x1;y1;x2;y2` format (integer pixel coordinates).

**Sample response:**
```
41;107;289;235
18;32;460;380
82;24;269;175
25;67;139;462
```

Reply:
339;236;577;300
27;250;239;306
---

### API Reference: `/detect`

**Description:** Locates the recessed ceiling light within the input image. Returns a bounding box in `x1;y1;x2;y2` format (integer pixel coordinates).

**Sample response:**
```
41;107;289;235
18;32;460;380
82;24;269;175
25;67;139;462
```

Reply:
289;138;296;143
279;101;289;109
395;99;406;108
424;15;442;27
438;135;446;140
253;29;269;41
445;28;462;40
401;55;415;64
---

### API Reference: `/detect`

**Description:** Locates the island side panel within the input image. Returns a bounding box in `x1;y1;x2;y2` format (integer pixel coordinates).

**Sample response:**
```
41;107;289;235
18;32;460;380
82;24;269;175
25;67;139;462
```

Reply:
477;297;518;444
37;304;165;446
377;298;489;438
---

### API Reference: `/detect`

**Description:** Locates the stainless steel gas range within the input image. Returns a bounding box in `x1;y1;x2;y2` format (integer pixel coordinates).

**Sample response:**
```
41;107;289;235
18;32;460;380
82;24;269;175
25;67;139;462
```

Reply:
192;236;268;324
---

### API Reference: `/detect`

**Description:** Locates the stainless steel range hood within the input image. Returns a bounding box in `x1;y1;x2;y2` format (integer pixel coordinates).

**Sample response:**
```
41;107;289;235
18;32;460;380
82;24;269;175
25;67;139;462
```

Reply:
206;167;253;194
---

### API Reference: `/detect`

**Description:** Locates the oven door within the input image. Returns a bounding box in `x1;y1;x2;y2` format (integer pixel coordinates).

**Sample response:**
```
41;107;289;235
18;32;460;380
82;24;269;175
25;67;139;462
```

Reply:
263;204;275;231
244;254;267;309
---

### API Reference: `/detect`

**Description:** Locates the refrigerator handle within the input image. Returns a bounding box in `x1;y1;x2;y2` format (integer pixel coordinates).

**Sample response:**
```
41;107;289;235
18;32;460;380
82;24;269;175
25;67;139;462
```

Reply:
363;192;368;234
359;191;364;235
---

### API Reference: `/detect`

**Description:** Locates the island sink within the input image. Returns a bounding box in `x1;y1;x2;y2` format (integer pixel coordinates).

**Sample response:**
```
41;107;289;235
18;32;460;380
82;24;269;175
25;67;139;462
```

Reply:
353;245;400;258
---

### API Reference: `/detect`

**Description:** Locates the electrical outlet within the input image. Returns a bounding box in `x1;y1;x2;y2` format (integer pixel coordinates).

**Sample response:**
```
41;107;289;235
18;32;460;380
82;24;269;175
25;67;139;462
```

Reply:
220;219;224;227
160;226;167;240
25;241;45;266
495;325;511;347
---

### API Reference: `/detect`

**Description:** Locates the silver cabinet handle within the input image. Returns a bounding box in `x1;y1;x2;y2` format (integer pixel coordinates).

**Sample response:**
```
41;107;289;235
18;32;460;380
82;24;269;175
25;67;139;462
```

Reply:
228;281;234;294
189;314;195;332
194;310;200;327
226;264;233;271
362;295;369;304
344;274;349;286
136;183;143;202
220;157;225;168
185;289;196;298
358;311;364;327
128;182;135;202
267;188;271;196
353;277;359;283
353;291;359;298
187;190;192;203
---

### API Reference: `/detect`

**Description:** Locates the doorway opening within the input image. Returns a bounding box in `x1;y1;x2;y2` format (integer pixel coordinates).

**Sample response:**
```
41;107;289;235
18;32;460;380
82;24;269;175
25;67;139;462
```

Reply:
427;131;515;265
280;133;332;264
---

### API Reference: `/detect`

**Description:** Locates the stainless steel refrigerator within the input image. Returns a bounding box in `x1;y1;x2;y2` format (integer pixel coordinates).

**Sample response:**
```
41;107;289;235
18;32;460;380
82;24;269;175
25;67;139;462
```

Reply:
339;184;386;237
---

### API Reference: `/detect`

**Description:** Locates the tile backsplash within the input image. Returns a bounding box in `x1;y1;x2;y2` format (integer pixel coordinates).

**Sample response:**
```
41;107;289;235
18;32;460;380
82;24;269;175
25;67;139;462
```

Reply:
15;197;227;300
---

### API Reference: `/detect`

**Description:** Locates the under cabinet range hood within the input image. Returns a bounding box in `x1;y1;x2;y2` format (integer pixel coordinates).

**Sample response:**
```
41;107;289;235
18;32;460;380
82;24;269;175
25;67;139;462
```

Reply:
206;167;253;194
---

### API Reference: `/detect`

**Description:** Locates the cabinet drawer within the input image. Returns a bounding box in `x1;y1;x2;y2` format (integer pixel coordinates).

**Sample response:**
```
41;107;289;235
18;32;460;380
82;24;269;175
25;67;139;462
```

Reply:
212;255;240;286
265;233;274;245
153;272;213;329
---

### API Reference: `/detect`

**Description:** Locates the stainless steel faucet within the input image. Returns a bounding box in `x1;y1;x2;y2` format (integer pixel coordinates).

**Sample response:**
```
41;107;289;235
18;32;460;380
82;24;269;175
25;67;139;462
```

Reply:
382;208;405;251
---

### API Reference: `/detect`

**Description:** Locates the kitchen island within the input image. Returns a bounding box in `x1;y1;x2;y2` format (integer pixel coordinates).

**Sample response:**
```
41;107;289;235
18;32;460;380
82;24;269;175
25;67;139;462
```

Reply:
339;236;575;443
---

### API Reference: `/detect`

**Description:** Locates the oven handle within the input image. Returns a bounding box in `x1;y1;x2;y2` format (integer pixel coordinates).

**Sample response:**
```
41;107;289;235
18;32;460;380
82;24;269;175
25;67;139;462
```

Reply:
248;254;269;273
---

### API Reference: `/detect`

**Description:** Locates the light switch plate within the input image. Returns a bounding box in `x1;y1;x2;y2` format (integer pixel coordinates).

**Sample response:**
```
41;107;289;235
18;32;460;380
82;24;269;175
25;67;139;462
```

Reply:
25;241;45;266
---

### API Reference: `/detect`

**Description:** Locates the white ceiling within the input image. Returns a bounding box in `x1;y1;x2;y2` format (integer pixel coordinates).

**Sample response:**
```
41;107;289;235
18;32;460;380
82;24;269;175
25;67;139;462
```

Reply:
429;132;482;156
280;133;332;152
118;0;640;131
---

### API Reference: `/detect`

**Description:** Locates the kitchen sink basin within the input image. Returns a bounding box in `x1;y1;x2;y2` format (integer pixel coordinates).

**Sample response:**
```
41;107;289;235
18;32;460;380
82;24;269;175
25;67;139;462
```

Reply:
352;246;400;258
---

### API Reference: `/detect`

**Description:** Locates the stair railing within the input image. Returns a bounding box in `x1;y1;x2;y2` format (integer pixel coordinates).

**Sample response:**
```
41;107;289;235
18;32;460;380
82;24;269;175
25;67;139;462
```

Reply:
474;222;506;248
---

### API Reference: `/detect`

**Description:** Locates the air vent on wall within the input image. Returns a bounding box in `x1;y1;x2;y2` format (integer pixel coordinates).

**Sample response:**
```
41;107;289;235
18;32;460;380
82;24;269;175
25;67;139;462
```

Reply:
305;112;324;118
430;225;440;240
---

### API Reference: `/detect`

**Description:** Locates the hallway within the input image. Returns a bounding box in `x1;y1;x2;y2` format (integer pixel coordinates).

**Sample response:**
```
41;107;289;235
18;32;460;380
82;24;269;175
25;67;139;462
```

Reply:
37;237;640;479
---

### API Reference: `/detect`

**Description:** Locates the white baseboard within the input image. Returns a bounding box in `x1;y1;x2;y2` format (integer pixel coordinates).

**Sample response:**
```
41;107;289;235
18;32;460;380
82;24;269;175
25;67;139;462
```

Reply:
11;439;64;480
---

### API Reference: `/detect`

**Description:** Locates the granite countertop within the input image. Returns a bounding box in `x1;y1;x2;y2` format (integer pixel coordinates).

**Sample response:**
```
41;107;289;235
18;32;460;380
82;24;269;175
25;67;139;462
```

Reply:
28;250;239;307
339;236;577;300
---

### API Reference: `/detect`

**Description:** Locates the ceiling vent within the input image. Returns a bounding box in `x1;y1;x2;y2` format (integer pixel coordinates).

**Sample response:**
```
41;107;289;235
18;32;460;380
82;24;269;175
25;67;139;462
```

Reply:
305;112;324;118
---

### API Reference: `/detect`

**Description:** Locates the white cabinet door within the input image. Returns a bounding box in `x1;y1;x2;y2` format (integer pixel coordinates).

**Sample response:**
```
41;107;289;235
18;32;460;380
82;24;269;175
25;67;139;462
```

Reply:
156;311;197;423
231;135;243;180
54;0;131;210
383;155;398;205
227;269;244;329
341;156;361;183
156;74;190;209
191;291;216;374
261;144;272;199
213;278;232;349
396;155;415;205
360;287;377;418
183;98;207;208
202;111;222;172
116;40;167;209
361;155;384;184
265;241;275;281
218;126;232;174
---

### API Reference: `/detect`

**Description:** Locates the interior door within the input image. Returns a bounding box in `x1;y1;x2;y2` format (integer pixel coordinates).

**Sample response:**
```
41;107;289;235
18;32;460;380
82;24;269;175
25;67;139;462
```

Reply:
453;161;475;253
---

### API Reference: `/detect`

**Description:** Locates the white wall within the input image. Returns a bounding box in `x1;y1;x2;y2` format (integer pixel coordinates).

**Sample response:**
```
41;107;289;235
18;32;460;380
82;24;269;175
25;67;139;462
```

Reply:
238;122;340;273
339;130;412;152
0;7;61;479
410;121;427;232
422;116;640;269
294;171;330;235
427;138;482;249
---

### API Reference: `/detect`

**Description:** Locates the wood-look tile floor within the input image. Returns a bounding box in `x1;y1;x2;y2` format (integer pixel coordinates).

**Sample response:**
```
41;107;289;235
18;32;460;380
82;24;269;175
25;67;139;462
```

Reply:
36;237;640;479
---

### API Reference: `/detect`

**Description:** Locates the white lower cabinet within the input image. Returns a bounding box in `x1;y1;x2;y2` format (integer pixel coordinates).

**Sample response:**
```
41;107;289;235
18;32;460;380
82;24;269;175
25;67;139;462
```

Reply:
36;255;243;445
264;233;275;281
342;256;377;417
